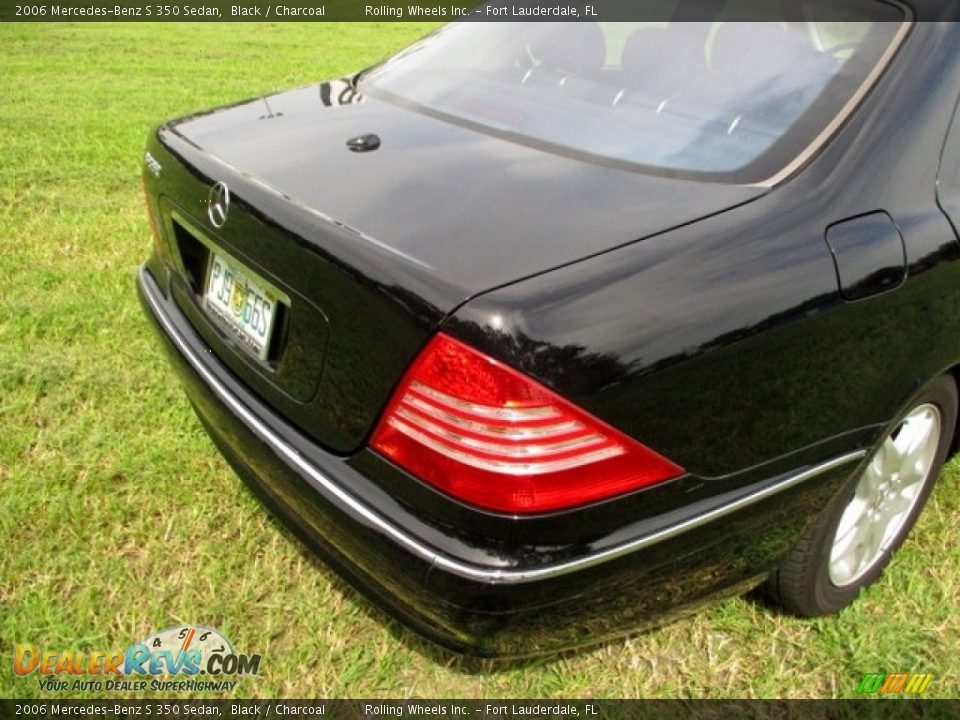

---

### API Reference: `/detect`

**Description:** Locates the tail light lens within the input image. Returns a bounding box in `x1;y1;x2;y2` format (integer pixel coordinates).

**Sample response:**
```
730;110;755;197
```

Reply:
370;333;684;514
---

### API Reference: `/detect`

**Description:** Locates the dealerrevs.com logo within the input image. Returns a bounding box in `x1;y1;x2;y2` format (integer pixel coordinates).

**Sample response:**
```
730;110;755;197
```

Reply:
14;625;262;693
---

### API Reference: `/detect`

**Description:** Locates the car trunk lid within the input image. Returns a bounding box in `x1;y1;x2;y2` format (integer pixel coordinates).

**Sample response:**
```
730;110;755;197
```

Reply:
150;82;763;452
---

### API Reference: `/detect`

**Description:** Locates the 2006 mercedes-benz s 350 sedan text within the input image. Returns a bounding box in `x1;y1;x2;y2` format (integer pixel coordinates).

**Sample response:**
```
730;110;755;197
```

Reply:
138;3;960;655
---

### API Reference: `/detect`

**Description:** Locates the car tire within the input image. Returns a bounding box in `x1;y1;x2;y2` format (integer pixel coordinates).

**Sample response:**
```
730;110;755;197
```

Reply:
766;375;957;617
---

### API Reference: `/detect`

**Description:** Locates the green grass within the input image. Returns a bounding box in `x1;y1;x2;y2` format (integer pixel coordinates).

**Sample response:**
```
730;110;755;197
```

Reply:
1;21;958;700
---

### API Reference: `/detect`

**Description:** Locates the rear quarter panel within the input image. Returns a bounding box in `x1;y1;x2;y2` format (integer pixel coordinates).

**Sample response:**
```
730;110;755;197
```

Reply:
447;23;960;480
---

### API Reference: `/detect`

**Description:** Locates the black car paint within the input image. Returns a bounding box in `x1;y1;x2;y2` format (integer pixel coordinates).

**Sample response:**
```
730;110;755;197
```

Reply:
154;79;762;455
940;93;960;230
139;267;862;655
139;18;960;655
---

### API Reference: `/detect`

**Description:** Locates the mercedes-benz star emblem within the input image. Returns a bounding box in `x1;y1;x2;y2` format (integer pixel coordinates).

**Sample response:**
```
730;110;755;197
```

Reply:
207;182;230;228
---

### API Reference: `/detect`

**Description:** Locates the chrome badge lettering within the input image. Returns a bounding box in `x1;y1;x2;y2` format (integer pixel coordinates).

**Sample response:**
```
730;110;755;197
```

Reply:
143;151;162;178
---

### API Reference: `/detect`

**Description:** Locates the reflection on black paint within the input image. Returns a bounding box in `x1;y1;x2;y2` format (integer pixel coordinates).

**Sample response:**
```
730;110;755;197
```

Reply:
450;320;634;398
319;77;364;108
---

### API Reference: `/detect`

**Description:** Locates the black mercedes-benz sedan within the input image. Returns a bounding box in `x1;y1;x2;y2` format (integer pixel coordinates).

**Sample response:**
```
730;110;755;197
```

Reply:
138;4;960;656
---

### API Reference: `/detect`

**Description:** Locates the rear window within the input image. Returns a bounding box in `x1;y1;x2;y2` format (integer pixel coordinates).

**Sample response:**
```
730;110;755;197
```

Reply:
363;2;908;184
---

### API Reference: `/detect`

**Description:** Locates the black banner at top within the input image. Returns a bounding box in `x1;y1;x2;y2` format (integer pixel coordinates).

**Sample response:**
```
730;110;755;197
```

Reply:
3;0;960;23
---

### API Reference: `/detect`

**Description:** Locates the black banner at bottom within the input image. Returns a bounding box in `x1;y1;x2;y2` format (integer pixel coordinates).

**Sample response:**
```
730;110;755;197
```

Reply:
3;700;960;720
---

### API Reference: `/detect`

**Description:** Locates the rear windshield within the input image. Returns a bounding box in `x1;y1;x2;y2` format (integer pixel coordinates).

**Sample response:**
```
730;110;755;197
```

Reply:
363;3;908;184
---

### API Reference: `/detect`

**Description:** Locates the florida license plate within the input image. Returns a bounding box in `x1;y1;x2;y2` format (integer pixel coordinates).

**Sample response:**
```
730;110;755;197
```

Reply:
204;252;279;361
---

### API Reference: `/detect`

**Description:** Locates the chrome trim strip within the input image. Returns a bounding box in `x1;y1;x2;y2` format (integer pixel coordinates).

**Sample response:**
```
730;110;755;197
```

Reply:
140;267;866;585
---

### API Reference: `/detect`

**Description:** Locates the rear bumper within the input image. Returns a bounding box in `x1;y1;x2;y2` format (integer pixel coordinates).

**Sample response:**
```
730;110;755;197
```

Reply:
138;265;865;657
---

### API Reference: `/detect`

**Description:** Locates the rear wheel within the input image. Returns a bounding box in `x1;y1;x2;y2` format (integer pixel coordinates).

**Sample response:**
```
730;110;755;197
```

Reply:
766;376;956;616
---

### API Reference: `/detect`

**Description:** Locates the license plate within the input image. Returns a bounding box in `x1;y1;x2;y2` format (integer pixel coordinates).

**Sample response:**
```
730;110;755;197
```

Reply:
204;252;280;361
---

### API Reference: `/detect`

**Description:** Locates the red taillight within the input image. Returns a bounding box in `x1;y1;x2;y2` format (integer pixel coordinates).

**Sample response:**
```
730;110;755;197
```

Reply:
369;333;684;514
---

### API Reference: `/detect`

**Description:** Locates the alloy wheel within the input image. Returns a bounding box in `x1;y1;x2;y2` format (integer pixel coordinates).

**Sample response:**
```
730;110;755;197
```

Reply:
828;404;942;587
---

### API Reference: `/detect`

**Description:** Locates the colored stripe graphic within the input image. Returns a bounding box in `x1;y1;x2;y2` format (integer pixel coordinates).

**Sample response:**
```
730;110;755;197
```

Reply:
859;672;934;694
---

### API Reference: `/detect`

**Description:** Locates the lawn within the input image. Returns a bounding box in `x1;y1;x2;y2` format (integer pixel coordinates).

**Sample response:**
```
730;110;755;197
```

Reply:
1;21;958;700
